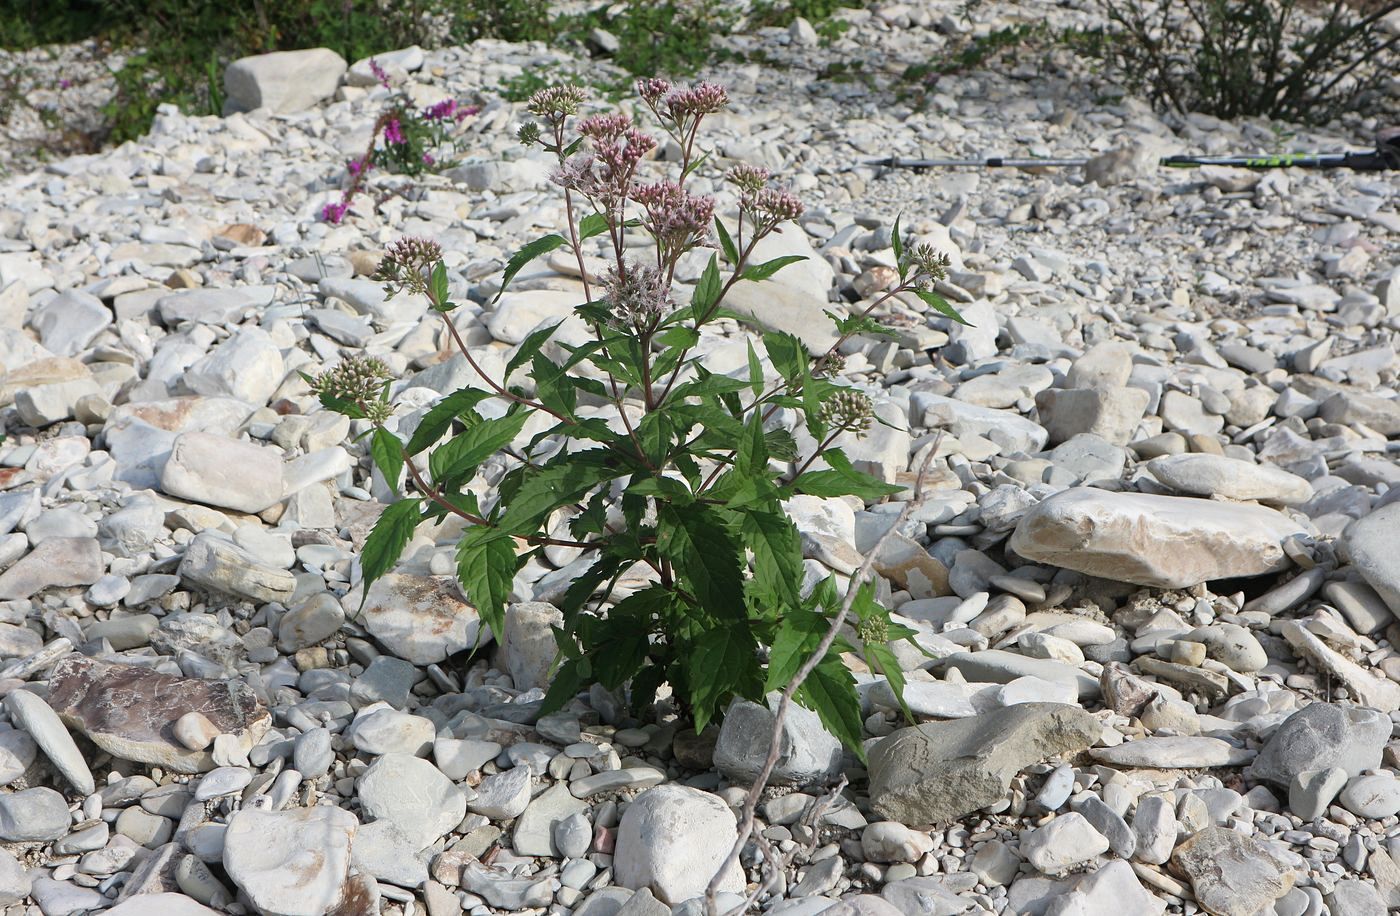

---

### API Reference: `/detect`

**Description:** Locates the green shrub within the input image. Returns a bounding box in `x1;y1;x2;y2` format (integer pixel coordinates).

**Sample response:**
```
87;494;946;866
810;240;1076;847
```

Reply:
559;2;735;78
1;0;552;144
314;81;966;746
1092;0;1400;123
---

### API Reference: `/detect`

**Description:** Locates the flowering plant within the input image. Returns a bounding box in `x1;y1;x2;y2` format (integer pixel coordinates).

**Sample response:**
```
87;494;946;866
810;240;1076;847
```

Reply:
314;80;963;748
321;59;480;224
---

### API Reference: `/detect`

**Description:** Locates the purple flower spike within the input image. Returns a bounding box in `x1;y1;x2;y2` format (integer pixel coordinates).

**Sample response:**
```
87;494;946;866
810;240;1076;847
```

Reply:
369;59;391;89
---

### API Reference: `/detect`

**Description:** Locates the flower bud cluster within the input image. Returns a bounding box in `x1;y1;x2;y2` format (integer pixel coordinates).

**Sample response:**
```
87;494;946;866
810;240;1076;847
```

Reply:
729;166;805;240
819;388;875;437
856;614;889;647
637;78;730;137
369;59;391;89
423;99;479;123
632;181;715;255
373;236;443;299
309;356;394;424
527;84;588;121
903;242;952;289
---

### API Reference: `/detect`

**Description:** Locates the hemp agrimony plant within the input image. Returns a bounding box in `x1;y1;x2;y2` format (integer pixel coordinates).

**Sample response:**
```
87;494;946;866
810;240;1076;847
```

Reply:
313;79;964;751
321;59;480;224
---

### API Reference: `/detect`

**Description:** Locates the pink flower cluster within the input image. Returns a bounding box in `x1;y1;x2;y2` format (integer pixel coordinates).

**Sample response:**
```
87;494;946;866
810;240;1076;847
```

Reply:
632;181;715;252
383;118;405;145
637;78;730;132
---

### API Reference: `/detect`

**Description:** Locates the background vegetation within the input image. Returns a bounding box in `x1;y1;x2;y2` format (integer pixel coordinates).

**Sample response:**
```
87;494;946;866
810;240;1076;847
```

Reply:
0;0;865;143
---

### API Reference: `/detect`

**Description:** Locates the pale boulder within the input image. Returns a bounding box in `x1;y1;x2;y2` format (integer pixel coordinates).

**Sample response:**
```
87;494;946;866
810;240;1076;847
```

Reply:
224;48;347;115
1009;489;1306;588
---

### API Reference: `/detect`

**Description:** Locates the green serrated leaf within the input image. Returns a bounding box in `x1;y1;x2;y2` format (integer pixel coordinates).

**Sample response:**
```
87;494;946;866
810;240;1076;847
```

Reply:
358;498;421;602
735;416;769;477
626;475;695;504
429;410;532;489
739;506;803;609
657;504;746;622
497;450;616;534
789;448;905;500
370;427;405;489
746;339;764;396
455;526;519;637
505;320;565;382
867;642;914;724
690;253;722;324
539;657;586;716
578;212;610;241
629;664;667;716
688;624;762;733
429;261;450;309
495;234;568;302
796;654;865;756
763;331;807;384
914;288;970;325
740;255;807;283
715;217;739;266
829;310;900;341
406;388;492;456
765;428;798;462
317;390;368;420
560;555;625;615
765;607;827;692
891;213;905;280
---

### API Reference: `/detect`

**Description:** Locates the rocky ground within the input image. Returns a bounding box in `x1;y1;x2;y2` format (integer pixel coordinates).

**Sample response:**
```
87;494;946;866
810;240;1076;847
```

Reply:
0;1;1399;915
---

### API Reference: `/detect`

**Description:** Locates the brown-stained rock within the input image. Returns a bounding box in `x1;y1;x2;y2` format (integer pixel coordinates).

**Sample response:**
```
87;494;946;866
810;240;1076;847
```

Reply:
46;655;270;774
1099;663;1159;717
353;573;490;665
868;703;1100;827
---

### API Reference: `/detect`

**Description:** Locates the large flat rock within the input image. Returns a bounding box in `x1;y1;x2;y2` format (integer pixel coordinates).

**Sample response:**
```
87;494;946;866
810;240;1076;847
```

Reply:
1342;504;1400;615
868;703;1099;826
1009;488;1306;588
47;656;270;774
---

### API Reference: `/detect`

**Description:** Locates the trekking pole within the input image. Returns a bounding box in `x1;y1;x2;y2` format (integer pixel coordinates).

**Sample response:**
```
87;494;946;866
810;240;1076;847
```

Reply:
869;129;1400;173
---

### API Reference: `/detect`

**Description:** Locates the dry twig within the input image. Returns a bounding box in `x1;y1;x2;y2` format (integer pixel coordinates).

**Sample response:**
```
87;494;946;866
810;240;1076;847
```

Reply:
705;436;944;915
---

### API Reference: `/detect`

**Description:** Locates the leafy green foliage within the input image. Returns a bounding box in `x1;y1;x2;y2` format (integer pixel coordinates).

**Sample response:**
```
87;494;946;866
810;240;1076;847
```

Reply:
1089;0;1400;124
7;0;552;143
318;80;962;752
557;1;737;77
359;498;422;599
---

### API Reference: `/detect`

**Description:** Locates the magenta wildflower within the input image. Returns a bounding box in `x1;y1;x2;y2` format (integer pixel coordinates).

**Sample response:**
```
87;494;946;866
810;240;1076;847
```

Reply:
369;59;391;89
424;99;459;121
347;158;369;178
321;200;349;224
383;118;405;145
59;78;72;89
422;152;435;165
